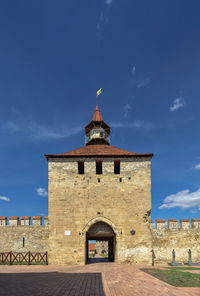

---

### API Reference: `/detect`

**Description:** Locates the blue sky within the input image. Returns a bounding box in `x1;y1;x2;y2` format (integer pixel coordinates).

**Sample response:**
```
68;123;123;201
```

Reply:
0;0;200;221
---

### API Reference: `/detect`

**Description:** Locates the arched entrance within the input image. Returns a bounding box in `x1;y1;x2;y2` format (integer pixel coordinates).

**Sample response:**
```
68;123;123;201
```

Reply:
86;221;115;263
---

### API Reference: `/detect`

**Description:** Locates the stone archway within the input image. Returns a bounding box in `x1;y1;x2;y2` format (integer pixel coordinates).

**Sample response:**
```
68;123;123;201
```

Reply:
85;221;116;263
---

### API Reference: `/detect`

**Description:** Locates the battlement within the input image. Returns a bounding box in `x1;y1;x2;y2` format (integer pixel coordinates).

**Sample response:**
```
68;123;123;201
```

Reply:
150;219;200;229
0;216;49;226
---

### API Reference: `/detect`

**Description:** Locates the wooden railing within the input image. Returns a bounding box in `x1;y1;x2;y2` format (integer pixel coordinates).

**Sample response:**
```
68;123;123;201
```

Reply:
0;251;48;265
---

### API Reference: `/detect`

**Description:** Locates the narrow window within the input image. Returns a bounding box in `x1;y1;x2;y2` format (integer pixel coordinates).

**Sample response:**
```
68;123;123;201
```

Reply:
114;161;120;174
119;178;122;182
22;237;25;247
96;161;102;174
98;178;100;183
78;161;84;174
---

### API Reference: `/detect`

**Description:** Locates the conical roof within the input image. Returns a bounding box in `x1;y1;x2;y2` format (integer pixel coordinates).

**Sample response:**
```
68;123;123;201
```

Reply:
92;105;103;121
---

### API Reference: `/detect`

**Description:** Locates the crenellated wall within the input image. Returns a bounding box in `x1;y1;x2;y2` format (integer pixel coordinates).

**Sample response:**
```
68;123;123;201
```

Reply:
0;216;49;226
151;219;200;264
0;216;49;252
0;215;200;264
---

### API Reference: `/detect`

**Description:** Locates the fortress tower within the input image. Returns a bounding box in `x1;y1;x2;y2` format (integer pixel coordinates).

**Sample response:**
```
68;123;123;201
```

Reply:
45;105;153;265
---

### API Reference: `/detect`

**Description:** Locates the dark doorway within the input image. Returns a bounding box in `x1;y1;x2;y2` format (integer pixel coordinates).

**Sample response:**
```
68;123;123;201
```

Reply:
86;222;115;264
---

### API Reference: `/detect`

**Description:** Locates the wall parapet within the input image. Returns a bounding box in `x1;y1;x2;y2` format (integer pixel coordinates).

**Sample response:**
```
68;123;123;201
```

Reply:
0;216;49;226
151;219;200;229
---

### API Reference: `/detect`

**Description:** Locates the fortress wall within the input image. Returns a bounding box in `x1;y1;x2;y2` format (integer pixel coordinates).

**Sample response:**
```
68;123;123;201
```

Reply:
151;219;200;264
0;225;49;252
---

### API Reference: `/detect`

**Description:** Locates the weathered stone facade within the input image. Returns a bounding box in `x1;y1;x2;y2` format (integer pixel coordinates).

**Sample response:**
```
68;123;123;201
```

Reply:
0;218;49;252
47;157;153;265
152;219;200;264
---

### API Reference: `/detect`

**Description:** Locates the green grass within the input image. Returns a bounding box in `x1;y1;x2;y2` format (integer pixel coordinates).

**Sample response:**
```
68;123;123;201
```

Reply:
166;266;200;271
141;268;200;287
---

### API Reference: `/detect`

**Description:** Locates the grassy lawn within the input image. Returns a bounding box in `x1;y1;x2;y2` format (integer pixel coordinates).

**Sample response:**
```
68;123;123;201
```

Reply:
141;268;200;287
166;267;200;271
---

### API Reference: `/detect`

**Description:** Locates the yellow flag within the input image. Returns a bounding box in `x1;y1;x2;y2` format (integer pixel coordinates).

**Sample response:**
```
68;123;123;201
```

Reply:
96;88;102;96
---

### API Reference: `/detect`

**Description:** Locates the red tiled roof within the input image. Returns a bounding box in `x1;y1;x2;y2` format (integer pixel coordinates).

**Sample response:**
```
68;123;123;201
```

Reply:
20;216;30;219
92;105;103;121
45;145;153;158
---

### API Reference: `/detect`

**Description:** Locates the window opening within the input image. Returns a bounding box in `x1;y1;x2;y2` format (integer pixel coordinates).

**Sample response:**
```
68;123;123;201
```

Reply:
114;161;120;174
96;161;102;174
78;161;84;174
119;178;122;182
22;237;25;247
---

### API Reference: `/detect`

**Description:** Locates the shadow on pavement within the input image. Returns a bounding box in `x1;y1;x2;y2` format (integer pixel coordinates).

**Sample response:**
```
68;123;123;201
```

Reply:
88;258;110;263
0;272;105;296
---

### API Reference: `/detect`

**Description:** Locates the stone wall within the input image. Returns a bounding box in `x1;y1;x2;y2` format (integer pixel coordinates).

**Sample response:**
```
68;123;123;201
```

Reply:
151;219;200;264
0;217;49;252
48;157;153;265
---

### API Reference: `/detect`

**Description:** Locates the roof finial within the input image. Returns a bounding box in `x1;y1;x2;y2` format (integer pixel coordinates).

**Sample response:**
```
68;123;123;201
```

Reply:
92;105;103;121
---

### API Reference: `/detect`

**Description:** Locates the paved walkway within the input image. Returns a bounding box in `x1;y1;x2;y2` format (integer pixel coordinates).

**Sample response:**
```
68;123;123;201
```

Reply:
0;263;199;296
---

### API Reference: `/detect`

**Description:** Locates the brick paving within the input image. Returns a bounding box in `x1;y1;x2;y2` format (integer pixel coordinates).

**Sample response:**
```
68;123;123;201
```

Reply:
0;263;200;296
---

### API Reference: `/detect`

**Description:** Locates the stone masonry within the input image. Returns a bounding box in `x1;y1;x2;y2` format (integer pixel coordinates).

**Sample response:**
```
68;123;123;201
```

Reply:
0;217;49;252
47;157;153;265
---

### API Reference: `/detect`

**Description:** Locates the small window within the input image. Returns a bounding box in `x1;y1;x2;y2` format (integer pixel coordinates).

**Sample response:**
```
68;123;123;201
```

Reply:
23;237;25;247
78;161;84;174
119;178;122;182
96;161;102;174
98;178;100;183
114;161;120;174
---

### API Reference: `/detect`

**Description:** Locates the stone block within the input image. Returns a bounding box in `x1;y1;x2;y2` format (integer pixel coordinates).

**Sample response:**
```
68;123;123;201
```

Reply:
168;219;178;229
0;216;7;226
32;216;42;226
156;219;165;229
180;219;190;229
44;216;49;226
20;216;30;226
9;217;19;226
192;219;200;229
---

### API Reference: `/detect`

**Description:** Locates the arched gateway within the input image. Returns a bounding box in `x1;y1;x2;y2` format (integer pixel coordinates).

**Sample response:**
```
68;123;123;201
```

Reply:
86;222;115;263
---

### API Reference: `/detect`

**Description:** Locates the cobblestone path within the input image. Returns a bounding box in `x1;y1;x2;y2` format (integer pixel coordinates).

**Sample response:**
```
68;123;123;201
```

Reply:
0;263;199;296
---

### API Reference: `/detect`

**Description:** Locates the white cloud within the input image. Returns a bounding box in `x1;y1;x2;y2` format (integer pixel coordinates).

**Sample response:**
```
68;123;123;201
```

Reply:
136;78;150;88
123;104;132;117
0;121;21;133
0;119;82;142
0;195;10;202
159;188;200;210
27;121;81;141
194;164;200;170
132;65;136;75
111;120;154;130
36;188;48;197
106;0;113;5
169;97;184;112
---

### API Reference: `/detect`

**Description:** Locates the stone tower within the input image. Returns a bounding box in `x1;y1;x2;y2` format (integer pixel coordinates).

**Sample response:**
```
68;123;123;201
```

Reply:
45;105;153;265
